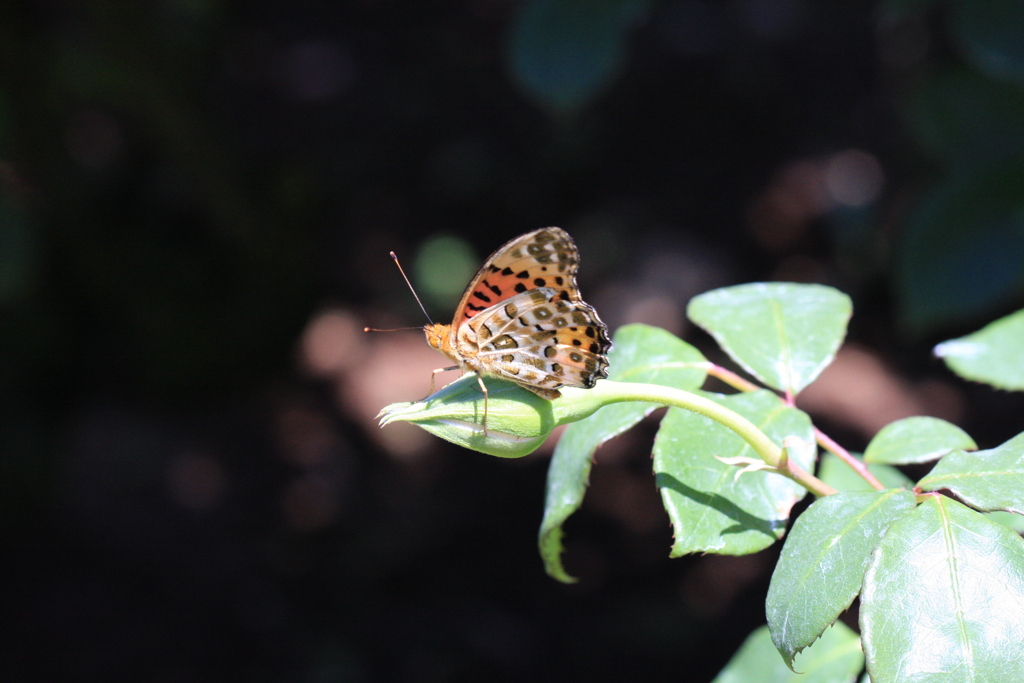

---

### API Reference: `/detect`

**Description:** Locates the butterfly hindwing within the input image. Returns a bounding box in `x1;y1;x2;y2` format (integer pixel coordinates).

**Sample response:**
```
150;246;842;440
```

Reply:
467;288;610;395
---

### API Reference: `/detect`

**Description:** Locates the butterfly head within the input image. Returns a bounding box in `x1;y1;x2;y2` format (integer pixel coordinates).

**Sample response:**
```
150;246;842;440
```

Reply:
424;323;453;354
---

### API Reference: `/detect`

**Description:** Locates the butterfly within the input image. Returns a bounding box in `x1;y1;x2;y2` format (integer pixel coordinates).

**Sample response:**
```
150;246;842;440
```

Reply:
424;227;611;432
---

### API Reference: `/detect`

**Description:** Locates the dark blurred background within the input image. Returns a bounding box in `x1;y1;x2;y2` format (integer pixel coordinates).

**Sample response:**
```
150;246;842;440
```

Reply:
3;0;1024;681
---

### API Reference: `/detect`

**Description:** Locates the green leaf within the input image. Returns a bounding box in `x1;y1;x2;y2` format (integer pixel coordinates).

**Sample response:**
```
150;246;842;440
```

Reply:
540;324;707;582
863;416;977;465
949;0;1024;88
935;308;1024;390
904;69;1024;167
988;510;1024;534
653;390;814;556
508;0;648;112
817;452;911;492
917;432;1024;514
861;495;1024;682
687;283;852;396
895;162;1024;332
766;490;915;669
712;623;863;683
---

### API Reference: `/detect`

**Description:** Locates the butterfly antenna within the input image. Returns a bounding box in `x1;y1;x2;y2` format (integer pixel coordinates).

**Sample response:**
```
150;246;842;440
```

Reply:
364;326;423;333
390;251;434;324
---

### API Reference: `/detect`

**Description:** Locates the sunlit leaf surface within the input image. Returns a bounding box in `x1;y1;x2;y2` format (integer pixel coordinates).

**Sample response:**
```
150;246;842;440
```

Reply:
712;623;863;683
863;416;976;465
687;283;852;396
918;432;1024;513
935;308;1024;390
654;390;814;556
861;496;1024;683
767;490;914;669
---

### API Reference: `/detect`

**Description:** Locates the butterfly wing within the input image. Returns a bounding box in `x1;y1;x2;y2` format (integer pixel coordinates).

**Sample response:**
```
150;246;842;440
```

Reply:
463;287;611;397
452;227;583;329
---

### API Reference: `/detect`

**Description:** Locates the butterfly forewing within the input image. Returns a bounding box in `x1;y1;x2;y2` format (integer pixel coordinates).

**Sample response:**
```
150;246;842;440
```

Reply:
452;227;582;328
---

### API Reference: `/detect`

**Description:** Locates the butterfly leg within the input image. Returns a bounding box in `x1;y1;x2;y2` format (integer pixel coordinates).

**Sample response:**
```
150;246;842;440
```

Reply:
475;372;489;435
429;365;459;395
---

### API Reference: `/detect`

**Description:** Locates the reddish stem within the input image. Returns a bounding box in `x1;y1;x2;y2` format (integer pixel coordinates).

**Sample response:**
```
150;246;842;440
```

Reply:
814;427;885;491
704;364;761;393
705;363;875;494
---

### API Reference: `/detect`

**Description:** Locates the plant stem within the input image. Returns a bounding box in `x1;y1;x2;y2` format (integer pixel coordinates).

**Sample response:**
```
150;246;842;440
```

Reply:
814;427;886;490
586;381;837;497
703;363;762;393
706;364;880;493
779;457;837;497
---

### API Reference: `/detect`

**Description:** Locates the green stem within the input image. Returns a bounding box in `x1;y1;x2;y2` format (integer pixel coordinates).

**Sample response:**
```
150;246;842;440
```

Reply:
585;381;837;497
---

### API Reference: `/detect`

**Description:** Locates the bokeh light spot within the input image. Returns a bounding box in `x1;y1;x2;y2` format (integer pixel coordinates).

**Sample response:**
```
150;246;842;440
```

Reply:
299;307;365;377
824;149;884;208
413;235;478;311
